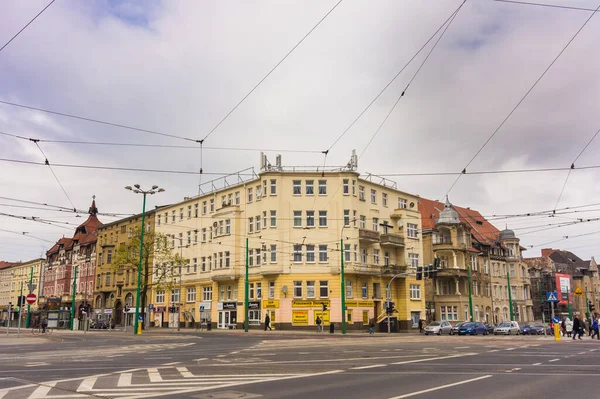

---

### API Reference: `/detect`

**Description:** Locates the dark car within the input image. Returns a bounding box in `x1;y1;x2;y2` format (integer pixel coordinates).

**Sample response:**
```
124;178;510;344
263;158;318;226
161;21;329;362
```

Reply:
90;320;108;329
458;322;488;335
519;324;532;335
485;324;496;334
528;324;548;335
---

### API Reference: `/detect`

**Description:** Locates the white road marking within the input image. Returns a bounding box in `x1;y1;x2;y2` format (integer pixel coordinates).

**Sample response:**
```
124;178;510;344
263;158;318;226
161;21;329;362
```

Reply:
163;362;181;365
230;351;240;354
193;358;207;362
532;363;542;366
505;348;516;351
177;367;195;378
488;350;499;353
388;375;493;398
77;377;97;392
454;347;470;349
506;368;521;373
118;373;132;387
549;359;560;362
350;364;387;370
391;354;477;365
148;368;162;382
216;354;226;358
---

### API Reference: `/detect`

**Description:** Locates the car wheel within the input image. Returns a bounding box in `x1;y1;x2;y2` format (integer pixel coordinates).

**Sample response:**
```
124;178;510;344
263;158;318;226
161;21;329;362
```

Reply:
437;330;441;336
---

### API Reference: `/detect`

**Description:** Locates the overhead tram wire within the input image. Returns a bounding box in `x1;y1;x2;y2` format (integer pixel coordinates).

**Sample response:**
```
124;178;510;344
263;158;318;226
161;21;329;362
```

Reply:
0;228;55;244
442;4;600;199
358;0;467;161
32;141;77;211
493;0;600;13
324;0;468;155
552;123;600;212
529;229;600;249
200;0;344;143
0;196;133;217
0;131;322;153
0;0;56;54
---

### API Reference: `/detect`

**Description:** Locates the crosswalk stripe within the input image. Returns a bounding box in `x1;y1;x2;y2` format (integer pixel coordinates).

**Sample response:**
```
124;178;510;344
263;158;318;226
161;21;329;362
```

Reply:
118;373;132;387
77;377;97;392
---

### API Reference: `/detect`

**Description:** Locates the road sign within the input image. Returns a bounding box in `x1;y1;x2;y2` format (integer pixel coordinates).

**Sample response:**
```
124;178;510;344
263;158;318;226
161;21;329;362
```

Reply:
574;287;584;296
138;315;143;322
26;293;37;305
552;316;560;324
199;305;205;311
546;292;559;302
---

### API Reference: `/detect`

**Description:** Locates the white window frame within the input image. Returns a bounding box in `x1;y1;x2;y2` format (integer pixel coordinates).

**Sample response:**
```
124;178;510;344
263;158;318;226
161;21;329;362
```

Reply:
306;281;315;298
318;245;328;263
410;284;421;300
293;281;302;298
293;180;302;195
187;287;196;302
319;281;329;298
407;223;418;238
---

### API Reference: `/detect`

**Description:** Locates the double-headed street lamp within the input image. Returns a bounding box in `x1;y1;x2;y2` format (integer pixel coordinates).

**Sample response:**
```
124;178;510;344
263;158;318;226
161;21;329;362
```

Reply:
125;184;165;335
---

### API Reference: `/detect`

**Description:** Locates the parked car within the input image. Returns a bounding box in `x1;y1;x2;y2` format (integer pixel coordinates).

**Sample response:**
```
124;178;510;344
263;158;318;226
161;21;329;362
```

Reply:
494;321;520;335
458;322;488;335
424;321;452;335
485;324;496;334
528;323;549;335
451;322;467;335
519;324;533;335
90;320;108;329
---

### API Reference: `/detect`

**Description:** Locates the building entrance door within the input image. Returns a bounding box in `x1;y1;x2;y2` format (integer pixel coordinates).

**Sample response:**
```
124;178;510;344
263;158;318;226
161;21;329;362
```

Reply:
218;310;237;329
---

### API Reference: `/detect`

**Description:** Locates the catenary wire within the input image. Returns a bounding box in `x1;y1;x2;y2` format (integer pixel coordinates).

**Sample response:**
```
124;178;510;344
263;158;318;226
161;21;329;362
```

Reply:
0;228;55;243
33;141;77;211
201;0;344;143
0;131;322;153
358;0;466;161
326;0;468;153
0;196;133;217
442;4;600;199
493;0;600;12
0;0;56;53
553;124;600;211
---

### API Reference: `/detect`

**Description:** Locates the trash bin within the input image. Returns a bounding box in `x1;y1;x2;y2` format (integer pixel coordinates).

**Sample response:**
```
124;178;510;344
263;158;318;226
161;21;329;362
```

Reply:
329;323;335;334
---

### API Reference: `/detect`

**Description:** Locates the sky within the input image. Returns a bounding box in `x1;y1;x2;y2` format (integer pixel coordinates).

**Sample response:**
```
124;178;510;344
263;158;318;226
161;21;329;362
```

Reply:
1;0;600;263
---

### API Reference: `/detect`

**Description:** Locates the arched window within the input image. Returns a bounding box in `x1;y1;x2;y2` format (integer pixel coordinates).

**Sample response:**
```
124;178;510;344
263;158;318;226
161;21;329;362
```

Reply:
474;306;479;321
95;295;102;309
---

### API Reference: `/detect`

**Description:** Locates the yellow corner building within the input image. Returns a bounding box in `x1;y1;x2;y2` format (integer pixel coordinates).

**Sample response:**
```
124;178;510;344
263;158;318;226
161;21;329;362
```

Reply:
152;153;425;332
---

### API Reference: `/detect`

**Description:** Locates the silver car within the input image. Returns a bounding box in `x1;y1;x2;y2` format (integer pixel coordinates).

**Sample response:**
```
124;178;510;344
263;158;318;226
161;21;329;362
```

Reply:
493;321;520;335
424;321;452;335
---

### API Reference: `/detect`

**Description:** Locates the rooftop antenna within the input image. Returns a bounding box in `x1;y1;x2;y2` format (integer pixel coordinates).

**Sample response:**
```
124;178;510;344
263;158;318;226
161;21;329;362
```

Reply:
345;149;358;171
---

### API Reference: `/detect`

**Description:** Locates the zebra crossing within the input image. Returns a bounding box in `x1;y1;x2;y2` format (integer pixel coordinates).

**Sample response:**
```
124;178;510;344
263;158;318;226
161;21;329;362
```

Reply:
0;365;343;399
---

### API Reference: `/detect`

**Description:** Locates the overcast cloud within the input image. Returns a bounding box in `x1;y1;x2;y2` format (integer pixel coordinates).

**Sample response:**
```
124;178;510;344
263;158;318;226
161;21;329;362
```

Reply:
1;0;600;262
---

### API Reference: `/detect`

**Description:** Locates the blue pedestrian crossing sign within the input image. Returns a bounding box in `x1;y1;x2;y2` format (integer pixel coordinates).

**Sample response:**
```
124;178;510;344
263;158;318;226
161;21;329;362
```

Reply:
552;316;560;324
546;292;559;302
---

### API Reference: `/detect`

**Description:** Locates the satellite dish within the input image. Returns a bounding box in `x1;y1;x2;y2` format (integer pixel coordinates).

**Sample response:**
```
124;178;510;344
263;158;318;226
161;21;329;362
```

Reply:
282;285;288;293
397;220;404;229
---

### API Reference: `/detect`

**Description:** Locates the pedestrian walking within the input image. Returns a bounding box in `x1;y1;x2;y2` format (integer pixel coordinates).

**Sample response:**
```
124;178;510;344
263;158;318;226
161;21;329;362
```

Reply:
565;317;573;338
369;318;375;335
316;316;322;333
41;317;48;334
561;319;566;337
584;318;590;336
572;316;582;340
418;319;424;334
592;318;599;340
264;313;272;331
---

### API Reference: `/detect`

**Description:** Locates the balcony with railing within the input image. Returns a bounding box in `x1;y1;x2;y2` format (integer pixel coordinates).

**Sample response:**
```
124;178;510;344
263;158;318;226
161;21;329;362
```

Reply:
359;229;380;243
380;233;405;248
259;263;284;276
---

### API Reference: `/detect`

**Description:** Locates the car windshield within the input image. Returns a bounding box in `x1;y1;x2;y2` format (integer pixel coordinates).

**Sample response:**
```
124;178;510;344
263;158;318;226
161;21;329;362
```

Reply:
461;323;474;327
498;323;511;327
454;322;464;327
429;322;441;326
521;325;531;328
533;324;544;328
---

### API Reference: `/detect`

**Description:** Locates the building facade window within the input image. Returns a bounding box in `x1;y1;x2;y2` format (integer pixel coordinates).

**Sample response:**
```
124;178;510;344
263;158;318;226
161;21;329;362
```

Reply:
203;286;212;301
319;211;327;227
270;179;277;195
156;290;164;303
408;253;419;268
373;249;380;264
372;217;379;232
359;215;366;229
398;198;407;209
187;288;196;302
293;245;302;263
359;185;365;201
305;180;314;195
407;223;418;238
293;281;302;298
293;180;301;195
371;189;377;204
440;305;458;321
270;244;277;263
294;211;302;227
319;281;329;298
306;281;315;298
343;179;349;194
306;245;315;263
361;282;368;298
270;210;277;227
171;289;180;304
382;192;388;206
319;245;328;262
410;284;420;300
346;280;353;298
343;210;350;227
318;180;327;195
306;211;315;227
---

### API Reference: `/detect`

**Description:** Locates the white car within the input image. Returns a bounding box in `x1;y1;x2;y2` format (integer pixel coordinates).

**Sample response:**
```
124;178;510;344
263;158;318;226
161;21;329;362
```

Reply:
424;321;452;335
493;321;520;335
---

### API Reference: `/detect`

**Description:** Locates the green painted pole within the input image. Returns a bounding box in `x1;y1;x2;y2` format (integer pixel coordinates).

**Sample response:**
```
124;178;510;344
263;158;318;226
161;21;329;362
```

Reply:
507;271;514;321
467;263;473;321
244;237;249;333
585;290;590;318
341;238;346;334
134;193;147;335
70;266;78;330
26;267;33;328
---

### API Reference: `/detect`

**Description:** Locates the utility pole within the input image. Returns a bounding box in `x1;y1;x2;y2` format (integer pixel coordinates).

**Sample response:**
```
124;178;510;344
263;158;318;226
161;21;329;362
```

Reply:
585;289;590;319
26;267;33;328
6;303;11;335
177;239;183;332
567;286;573;320
507;271;514;321
244;237;249;333
340;238;346;334
538;281;546;337
70;266;78;330
386;272;410;334
467;263;473;321
125;184;165;335
17;281;23;337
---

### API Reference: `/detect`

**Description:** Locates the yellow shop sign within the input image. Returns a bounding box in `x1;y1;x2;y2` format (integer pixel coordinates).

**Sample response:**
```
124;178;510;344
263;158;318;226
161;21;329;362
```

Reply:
262;300;280;309
292;310;309;325
346;300;374;307
314;310;330;325
291;300;330;308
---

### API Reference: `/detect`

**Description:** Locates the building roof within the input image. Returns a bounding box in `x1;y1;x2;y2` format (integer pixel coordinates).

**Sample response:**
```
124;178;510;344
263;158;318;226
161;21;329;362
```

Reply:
47;198;101;255
419;197;501;247
0;261;21;270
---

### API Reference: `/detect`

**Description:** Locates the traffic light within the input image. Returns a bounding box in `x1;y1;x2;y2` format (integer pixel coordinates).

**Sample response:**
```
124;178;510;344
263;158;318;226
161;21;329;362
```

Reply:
385;301;395;314
431;259;439;279
589;301;595;312
124;305;130;313
322;303;327;312
423;265;430;279
416;266;423;281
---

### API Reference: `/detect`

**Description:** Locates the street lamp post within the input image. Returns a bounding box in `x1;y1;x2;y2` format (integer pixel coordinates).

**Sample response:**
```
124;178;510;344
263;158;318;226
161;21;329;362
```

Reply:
176;239;187;332
507;271;514;321
386;272;412;334
125;184;165;335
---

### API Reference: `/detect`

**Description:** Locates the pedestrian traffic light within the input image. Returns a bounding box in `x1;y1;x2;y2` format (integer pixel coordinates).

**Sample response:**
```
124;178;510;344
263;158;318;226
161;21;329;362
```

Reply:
322;303;327;312
589;301;595;312
124;305;130;313
416;266;423;280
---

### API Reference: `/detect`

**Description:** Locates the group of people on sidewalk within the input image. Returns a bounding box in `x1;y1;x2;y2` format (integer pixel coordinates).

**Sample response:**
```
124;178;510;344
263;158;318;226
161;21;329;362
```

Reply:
559;315;599;340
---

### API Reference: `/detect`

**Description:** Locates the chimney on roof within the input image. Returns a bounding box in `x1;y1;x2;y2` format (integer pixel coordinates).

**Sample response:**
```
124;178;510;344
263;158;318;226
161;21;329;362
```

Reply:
541;248;554;258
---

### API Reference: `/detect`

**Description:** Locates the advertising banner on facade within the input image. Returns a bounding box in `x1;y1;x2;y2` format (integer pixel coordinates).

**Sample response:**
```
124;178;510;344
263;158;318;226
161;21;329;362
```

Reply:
291;300;330;308
262;300;280;309
292;310;309;325
346;300;374;307
313;310;330;325
556;273;572;305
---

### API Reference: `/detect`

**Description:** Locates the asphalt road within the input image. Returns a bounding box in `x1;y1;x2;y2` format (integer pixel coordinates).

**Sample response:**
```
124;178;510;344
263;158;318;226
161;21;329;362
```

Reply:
1;328;599;398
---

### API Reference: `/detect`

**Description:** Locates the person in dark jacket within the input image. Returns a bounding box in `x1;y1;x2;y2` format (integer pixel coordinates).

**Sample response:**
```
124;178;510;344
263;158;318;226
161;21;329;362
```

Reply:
572;315;582;340
418;319;424;333
264;313;272;331
592;318;599;340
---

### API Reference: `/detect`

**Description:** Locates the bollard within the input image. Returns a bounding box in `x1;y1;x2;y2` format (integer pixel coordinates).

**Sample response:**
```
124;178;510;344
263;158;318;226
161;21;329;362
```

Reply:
554;323;560;341
137;322;142;335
